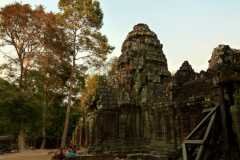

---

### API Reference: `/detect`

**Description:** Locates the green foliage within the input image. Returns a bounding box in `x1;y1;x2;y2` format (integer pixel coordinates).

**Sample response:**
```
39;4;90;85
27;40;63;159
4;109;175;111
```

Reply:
58;0;113;69
0;77;72;148
0;78;41;135
0;79;15;134
58;0;103;29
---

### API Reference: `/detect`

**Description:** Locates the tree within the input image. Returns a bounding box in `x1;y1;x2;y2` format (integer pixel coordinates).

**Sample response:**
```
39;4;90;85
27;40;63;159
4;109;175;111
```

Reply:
0;78;41;151
0;3;61;151
0;78;18;135
32;11;71;149
0;3;37;151
0;3;46;87
58;0;113;147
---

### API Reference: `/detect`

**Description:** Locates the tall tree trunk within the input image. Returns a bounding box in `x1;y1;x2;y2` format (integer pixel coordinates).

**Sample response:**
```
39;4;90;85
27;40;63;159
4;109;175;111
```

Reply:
40;128;46;149
61;30;77;148
41;86;47;149
61;102;71;148
41;119;46;149
61;75;74;148
18;128;26;152
40;105;47;148
18;61;26;152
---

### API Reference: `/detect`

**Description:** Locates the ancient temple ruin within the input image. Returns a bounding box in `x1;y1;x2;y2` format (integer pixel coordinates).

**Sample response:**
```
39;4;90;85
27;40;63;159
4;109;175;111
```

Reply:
74;24;240;160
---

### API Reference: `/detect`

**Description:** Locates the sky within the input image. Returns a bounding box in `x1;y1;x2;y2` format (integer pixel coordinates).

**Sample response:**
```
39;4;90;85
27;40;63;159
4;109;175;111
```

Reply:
1;0;240;72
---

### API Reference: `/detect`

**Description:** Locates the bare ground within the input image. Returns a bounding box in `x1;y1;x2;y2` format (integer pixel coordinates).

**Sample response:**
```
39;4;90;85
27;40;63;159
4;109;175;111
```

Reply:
0;149;55;160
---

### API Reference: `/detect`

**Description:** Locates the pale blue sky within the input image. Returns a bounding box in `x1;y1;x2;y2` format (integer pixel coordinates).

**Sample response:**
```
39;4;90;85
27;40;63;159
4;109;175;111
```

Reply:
1;0;240;72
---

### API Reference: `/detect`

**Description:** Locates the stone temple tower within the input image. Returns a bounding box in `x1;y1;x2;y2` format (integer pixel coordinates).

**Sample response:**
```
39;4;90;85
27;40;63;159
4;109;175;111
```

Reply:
86;24;177;159
116;23;176;157
118;23;171;106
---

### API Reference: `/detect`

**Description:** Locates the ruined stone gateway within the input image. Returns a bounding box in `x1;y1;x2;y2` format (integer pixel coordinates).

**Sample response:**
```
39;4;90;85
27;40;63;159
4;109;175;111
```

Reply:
74;24;240;160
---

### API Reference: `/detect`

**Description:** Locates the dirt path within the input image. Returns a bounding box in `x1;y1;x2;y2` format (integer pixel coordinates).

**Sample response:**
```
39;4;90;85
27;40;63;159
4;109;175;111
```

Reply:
0;149;55;160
